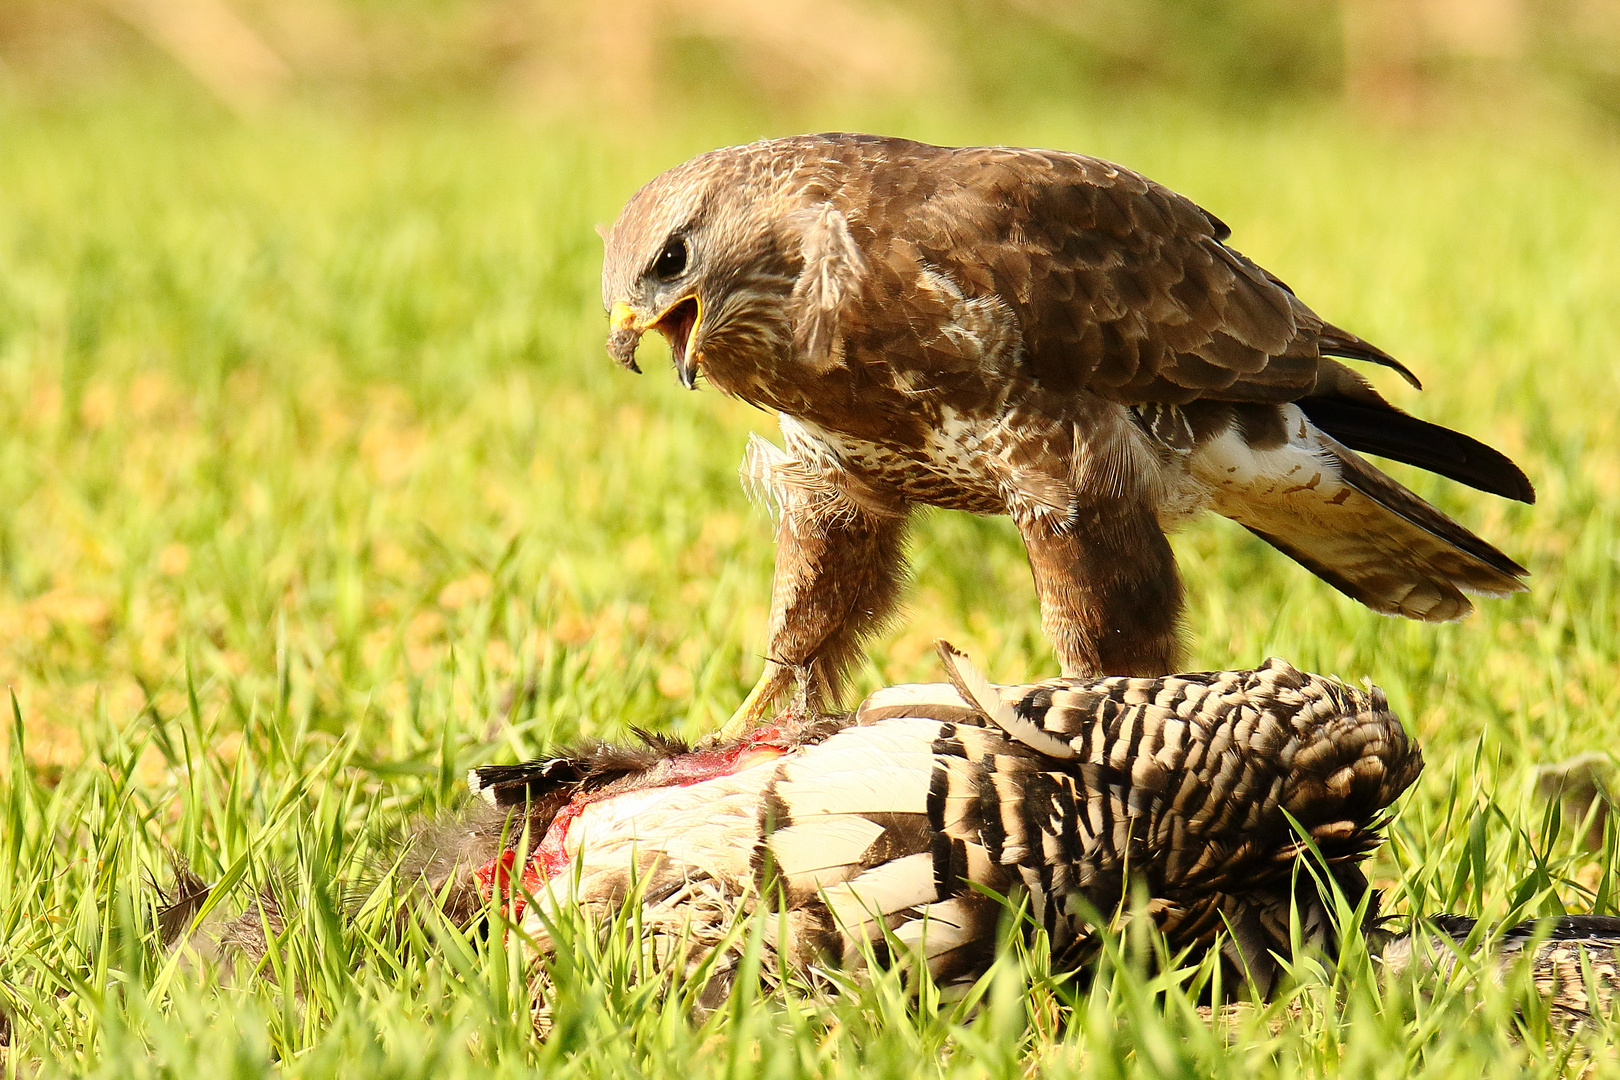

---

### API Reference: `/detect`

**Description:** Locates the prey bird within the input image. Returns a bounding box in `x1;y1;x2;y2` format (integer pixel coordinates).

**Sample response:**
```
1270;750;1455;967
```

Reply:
600;134;1535;730
166;650;1620;1029
456;648;1423;996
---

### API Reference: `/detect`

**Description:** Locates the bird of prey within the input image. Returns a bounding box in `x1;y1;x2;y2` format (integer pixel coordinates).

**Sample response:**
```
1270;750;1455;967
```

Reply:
600;134;1535;728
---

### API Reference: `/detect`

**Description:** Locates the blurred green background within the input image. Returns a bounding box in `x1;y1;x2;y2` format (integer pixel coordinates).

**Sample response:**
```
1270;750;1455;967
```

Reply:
3;0;1620;121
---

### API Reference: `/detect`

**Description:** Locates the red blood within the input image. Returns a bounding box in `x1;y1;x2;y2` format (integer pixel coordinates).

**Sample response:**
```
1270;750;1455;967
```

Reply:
664;725;784;784
474;848;528;919
473;725;793;917
475;848;516;896
535;794;588;880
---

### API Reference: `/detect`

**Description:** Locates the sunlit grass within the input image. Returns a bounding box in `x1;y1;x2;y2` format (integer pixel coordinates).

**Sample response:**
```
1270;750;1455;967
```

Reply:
2;95;1619;1076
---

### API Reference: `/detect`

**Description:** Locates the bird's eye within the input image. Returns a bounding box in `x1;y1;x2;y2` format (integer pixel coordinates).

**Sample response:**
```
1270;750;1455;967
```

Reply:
652;236;687;280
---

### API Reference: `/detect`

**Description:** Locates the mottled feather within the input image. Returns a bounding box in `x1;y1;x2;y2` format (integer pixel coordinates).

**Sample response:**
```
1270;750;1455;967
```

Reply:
602;134;1534;720
169;658;1618;1030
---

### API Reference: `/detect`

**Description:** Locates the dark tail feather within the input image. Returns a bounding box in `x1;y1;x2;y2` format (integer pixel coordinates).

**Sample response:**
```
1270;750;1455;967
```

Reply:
1299;396;1535;504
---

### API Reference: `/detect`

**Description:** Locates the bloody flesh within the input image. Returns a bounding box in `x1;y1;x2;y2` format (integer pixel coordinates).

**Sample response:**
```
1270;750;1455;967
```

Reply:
474;726;788;918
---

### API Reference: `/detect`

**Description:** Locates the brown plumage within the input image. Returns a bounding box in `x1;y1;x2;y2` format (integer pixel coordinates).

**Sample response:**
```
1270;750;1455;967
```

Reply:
600;134;1534;726
162;652;1620;1028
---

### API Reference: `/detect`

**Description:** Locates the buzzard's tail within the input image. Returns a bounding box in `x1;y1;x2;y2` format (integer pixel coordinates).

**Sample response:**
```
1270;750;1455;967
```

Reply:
1197;405;1528;621
1296;395;1535;504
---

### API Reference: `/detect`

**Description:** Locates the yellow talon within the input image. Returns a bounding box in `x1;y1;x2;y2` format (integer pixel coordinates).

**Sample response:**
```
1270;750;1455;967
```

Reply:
720;680;778;741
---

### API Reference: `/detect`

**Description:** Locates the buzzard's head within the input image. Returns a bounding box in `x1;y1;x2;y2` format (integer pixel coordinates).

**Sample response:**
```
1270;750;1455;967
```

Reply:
601;138;871;394
599;157;718;390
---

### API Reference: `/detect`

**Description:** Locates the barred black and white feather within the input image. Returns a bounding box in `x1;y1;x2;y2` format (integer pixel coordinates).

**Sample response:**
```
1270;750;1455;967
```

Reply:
767;648;1423;991
441;648;1420;995
162;650;1619;1028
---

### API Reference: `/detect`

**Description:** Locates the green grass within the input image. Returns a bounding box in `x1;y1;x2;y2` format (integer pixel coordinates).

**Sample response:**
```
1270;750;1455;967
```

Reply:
2;93;1620;1076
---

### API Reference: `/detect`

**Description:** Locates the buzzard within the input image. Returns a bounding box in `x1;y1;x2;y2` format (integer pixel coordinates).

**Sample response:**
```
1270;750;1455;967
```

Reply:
600;134;1534;727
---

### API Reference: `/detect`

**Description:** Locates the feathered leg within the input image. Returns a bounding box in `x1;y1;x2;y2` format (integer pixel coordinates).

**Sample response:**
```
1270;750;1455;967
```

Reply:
1017;499;1185;677
724;503;909;736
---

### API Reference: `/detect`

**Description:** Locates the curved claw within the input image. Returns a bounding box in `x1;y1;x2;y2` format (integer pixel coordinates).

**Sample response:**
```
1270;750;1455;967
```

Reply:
720;662;819;741
720;673;788;741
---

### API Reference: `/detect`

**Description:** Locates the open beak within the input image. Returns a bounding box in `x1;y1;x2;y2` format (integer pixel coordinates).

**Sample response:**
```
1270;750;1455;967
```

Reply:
605;296;703;389
654;295;702;390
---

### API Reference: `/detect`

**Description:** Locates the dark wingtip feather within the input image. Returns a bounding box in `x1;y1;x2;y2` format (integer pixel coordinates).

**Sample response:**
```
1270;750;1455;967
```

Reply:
1299;396;1536;504
1516;914;1620;942
1314;326;1424;390
1418;912;1620;947
470;738;693;807
1311;325;1424;390
468;758;590;807
1321;344;1422;390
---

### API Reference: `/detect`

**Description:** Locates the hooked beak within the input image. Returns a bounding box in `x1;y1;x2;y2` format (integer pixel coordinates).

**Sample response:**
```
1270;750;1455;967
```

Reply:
607;302;643;374
605;296;703;389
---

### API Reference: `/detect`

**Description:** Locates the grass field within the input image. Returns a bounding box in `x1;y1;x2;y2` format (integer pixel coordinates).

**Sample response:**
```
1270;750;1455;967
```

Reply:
3;94;1620;1076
